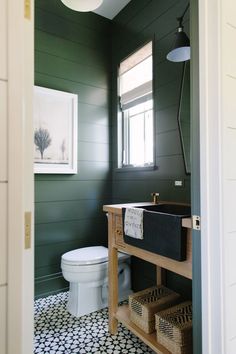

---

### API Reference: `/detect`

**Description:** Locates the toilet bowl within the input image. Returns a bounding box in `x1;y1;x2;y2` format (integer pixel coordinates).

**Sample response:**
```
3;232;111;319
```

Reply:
61;246;132;317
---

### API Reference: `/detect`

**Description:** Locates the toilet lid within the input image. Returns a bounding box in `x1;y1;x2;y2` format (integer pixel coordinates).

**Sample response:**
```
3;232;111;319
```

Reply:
62;246;109;265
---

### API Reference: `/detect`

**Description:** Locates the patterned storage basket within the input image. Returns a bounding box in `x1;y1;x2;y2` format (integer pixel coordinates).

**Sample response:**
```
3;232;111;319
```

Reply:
155;301;193;354
129;285;180;334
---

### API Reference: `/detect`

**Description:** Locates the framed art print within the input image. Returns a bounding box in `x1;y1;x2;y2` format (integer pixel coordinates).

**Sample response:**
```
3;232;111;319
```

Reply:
34;86;78;174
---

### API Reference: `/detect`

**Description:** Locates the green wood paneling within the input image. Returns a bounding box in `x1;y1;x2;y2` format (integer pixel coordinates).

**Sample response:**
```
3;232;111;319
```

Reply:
35;30;110;70
157;105;179;133
35;2;111;298
35;200;109;225
111;162;190;183
131;258;191;304
78;104;110;126
78;123;109;144
35;220;107;250
131;257;156;292
166;272;192;300
35;8;110;51
112;3;189;54
113;0;152;27
35;217;107;240
156;130;182;157
35;180;111;203
112;179;190;203
35;0;110;32
155;79;181;110
77;142;110;162
114;0;178;37
36;161;111;181
156;61;183;87
35;73;109;107
35;51;109;89
154;155;189;178
35;273;68;299
35;264;62;278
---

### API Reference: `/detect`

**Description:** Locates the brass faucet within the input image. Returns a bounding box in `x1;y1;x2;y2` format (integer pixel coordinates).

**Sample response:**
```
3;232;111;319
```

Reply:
151;192;159;204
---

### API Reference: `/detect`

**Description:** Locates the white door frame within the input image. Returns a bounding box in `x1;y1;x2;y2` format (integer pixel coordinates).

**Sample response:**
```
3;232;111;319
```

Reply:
7;1;34;353
6;0;232;353
198;0;228;353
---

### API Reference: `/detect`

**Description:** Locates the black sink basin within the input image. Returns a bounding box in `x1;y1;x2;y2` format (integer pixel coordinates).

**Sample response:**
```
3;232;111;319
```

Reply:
137;203;191;216
122;204;191;261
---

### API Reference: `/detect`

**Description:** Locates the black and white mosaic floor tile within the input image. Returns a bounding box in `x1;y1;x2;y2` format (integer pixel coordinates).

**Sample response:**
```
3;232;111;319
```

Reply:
34;292;155;354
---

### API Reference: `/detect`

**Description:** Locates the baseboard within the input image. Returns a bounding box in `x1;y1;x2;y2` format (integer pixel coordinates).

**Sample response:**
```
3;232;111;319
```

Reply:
35;272;69;299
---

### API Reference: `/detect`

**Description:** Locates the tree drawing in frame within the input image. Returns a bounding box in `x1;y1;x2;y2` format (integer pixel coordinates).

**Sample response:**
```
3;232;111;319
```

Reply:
34;127;52;159
34;86;78;174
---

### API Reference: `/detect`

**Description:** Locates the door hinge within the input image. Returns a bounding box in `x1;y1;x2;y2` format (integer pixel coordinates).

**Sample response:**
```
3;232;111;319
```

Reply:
25;212;31;249
24;0;31;20
192;215;201;231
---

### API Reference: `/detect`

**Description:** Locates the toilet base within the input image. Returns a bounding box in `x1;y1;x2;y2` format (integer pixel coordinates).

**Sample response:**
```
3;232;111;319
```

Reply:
62;249;132;317
67;282;105;317
67;281;132;317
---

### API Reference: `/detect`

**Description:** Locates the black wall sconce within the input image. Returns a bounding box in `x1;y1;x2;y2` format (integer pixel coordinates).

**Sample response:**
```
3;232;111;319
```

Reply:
167;3;190;62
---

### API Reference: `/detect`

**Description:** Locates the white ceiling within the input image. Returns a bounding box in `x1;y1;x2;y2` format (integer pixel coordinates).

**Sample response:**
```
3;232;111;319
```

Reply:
93;0;132;20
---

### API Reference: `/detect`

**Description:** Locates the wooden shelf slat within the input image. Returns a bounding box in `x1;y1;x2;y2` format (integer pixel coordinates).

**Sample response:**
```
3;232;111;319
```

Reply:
116;305;171;354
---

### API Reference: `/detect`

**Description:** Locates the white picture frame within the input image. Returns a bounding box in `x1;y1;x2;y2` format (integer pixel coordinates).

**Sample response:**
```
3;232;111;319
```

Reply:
34;86;78;174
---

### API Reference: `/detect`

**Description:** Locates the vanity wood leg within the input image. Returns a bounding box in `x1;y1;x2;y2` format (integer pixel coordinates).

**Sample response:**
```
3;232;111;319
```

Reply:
108;213;118;334
156;266;166;286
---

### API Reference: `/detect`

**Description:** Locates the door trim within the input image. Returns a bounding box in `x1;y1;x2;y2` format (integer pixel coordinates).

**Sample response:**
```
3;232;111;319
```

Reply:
7;1;34;353
198;0;225;353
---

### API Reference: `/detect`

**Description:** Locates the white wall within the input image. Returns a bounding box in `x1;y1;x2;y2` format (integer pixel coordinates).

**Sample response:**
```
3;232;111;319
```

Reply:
0;0;8;353
199;0;236;353
222;0;236;352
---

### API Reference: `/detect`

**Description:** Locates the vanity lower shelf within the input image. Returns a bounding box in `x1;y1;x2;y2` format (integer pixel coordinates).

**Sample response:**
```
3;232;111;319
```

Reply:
116;305;171;354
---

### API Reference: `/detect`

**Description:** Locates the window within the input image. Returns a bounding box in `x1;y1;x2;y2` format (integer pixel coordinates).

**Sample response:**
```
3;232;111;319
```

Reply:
118;41;154;168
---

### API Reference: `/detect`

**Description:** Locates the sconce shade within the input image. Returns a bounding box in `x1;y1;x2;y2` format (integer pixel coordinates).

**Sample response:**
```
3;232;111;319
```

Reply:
61;0;103;12
167;28;190;62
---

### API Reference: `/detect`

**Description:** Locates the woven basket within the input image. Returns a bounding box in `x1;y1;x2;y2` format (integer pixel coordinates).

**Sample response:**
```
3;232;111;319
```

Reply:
129;285;180;334
155;301;192;354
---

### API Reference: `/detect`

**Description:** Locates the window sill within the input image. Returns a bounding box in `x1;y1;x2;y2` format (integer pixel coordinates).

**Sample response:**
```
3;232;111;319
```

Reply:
115;165;158;173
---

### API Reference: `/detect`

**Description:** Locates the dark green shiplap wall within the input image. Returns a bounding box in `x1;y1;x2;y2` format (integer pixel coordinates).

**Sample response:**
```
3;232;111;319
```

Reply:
34;0;112;298
111;0;191;295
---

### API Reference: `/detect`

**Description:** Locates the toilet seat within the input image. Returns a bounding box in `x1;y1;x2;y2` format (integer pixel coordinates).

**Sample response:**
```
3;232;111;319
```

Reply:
62;246;108;266
62;245;129;266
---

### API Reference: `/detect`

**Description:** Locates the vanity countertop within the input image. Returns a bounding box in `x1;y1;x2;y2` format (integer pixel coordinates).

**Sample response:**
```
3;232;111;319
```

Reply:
103;201;192;229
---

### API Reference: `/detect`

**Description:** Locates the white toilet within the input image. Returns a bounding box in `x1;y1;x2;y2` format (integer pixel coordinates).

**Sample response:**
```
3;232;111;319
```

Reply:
61;246;132;317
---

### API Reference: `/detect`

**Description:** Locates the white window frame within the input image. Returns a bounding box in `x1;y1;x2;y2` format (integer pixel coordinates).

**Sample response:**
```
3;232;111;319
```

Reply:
117;41;155;170
122;98;154;168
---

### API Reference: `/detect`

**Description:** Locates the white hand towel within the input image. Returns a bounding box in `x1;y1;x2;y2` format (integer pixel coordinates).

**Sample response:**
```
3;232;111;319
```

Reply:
124;208;144;239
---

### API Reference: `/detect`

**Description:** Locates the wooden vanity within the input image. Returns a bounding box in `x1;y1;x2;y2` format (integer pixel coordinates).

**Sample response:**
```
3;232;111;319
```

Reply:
103;202;192;354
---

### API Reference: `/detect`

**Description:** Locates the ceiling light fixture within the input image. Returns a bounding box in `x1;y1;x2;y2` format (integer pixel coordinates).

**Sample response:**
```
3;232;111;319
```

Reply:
167;3;190;62
61;0;103;12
